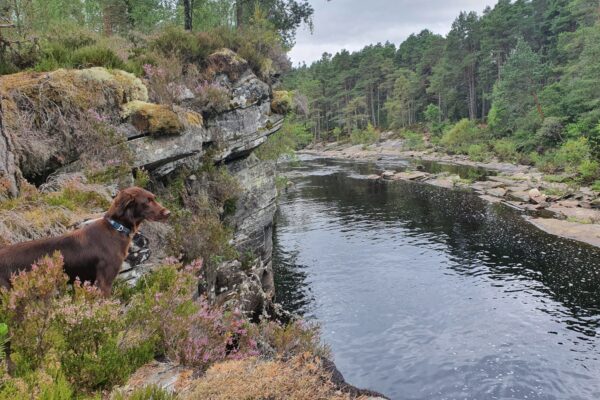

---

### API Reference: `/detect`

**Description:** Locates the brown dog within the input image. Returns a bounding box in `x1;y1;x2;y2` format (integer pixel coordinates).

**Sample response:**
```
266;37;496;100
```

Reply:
0;187;170;295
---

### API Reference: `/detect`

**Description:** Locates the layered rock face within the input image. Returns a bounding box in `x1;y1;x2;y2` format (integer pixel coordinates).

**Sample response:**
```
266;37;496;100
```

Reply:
0;49;283;317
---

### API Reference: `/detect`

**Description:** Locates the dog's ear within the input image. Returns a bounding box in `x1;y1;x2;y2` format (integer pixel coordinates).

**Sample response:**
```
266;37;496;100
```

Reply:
114;191;134;215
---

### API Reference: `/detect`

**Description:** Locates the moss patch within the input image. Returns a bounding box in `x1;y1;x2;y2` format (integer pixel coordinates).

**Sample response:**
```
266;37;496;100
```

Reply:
271;90;292;115
122;100;184;136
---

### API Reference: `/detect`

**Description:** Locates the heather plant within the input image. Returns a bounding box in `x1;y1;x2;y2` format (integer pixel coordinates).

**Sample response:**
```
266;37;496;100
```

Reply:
0;252;68;373
0;253;153;393
193;81;231;115
126;261;259;370
257;320;330;361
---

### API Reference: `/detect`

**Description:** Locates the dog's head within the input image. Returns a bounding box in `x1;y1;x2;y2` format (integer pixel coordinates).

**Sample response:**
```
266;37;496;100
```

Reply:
108;187;170;227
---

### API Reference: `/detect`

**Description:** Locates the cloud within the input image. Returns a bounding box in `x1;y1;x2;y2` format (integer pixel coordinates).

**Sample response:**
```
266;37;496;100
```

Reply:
289;0;497;65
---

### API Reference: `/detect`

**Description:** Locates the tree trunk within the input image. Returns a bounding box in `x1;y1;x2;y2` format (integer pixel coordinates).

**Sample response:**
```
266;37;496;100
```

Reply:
236;0;244;27
481;89;486;121
532;90;544;120
183;0;193;31
376;86;380;127
103;5;113;36
467;66;477;120
370;87;376;126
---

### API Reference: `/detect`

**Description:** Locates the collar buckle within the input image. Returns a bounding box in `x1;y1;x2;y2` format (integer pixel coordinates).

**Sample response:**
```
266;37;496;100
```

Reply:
105;217;131;236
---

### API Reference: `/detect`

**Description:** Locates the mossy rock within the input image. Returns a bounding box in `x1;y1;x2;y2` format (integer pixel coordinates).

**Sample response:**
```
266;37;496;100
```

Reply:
206;49;248;81
183;111;203;127
271;90;292;115
122;101;184;137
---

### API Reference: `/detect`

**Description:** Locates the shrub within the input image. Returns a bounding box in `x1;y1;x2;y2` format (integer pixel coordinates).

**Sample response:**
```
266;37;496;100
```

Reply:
492;139;518;162
271;91;293;115
589;122;600;161
402;130;425;150
0;253;154;392
71;45;125;69
467;144;489;162
440;119;483;154
350;124;379;145
554;137;591;173
126;261;259;370
151;27;203;65
257;320;330;360
531;151;560;173
424;104;443;135
536;117;565;147
578;159;600;183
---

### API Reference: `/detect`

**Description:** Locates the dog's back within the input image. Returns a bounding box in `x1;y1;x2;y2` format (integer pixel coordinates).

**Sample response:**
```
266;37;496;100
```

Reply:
0;225;100;288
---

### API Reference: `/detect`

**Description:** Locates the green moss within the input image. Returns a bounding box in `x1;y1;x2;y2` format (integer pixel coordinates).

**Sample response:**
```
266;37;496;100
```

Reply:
271;91;293;115
43;187;110;211
122;101;183;137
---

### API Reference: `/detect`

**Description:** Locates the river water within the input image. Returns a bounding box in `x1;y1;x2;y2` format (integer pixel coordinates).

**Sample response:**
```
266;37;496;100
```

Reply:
273;156;600;400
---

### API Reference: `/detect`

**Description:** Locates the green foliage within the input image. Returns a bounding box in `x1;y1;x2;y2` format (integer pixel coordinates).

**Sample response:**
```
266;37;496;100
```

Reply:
43;187;110;211
401;130;425;150
440;119;483;154
350;124;380;145
554;137;591;173
113;385;176;400
577;159;600;183
71;45;125;69
133;168;151;189
162;166;240;263
467;144;489;162
0;253;154;394
489;38;545;137
0;323;7;361
284;1;600;185
492;139;518;162
256;119;311;161
536;117;565;147
424;104;443;135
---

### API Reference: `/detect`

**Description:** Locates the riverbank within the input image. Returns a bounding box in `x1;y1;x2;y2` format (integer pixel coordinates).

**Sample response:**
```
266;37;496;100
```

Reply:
300;139;600;249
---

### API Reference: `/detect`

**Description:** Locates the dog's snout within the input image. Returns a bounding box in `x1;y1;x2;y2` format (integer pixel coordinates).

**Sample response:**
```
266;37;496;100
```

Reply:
162;209;171;217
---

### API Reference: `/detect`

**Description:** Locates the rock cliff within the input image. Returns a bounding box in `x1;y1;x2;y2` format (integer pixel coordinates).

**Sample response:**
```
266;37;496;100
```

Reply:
0;49;283;317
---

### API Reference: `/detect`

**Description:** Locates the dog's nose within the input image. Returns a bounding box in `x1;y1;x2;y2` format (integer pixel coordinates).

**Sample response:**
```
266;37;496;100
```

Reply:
162;209;171;217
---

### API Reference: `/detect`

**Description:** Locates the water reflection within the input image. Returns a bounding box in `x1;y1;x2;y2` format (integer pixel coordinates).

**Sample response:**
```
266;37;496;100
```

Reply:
274;158;600;400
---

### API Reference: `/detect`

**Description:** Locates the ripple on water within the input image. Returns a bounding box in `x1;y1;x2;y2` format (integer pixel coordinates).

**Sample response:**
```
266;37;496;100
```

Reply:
274;160;600;399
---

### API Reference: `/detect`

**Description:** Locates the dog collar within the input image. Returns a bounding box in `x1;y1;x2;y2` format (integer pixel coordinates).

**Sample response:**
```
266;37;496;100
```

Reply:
106;218;132;236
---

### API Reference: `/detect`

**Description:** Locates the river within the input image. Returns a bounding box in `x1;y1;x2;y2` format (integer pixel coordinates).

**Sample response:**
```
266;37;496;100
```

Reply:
273;156;600;400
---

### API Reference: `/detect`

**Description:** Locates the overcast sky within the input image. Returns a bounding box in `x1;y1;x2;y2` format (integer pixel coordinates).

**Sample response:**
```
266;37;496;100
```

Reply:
289;0;498;65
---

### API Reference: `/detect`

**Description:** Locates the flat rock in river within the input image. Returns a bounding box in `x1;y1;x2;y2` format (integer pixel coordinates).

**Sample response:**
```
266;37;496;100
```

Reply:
530;218;600;247
392;171;429;181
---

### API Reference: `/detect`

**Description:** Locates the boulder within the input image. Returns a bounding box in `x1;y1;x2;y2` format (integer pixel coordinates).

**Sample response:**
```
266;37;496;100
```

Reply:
486;187;507;198
528;188;547;204
392;171;429;181
381;170;395;179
